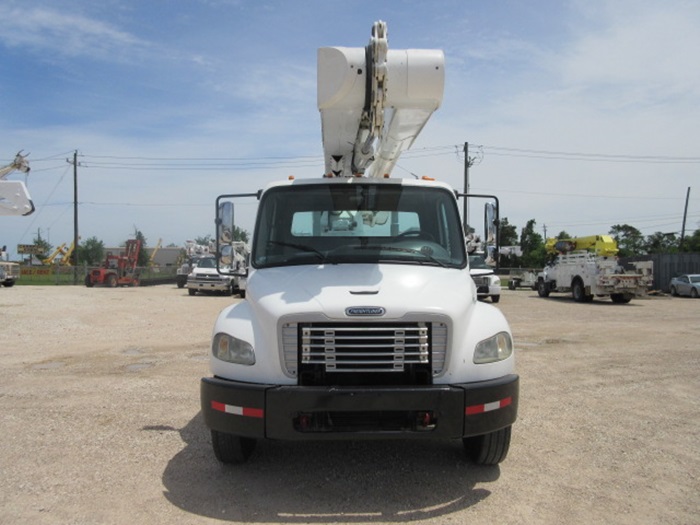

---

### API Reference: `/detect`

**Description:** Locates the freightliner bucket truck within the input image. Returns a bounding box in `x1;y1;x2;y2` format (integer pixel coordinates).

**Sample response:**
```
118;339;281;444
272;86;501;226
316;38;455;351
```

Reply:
201;21;519;465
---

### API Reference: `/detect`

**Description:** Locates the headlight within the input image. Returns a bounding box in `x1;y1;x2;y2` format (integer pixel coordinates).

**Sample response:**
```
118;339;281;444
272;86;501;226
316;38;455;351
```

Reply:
474;331;513;364
212;333;255;365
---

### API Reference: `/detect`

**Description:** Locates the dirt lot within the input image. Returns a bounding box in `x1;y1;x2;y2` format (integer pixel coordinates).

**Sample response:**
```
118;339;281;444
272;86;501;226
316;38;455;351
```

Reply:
0;285;698;524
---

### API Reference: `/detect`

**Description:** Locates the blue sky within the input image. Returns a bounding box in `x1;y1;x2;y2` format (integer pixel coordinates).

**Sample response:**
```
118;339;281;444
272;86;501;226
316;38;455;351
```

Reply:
1;0;699;258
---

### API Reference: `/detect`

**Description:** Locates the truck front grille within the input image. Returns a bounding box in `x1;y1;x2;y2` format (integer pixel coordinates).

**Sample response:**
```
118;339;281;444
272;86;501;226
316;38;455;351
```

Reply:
281;321;448;386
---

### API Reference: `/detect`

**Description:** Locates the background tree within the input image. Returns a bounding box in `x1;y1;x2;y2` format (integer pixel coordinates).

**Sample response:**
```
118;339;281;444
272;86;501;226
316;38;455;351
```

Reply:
681;227;700;252
609;224;645;257
78;236;105;266
519;219;545;268
32;230;52;261
233;226;249;244
132;229;150;267
195;235;212;246
645;232;678;254
497;217;520;267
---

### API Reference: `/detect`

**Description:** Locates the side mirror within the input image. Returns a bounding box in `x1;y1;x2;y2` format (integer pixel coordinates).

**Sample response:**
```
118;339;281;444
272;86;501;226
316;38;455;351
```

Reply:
484;201;497;244
217;201;234;244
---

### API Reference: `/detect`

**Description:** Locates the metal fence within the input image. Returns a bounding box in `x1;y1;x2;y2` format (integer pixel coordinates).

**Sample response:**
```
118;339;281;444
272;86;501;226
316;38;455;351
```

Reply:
18;264;178;286
621;253;700;292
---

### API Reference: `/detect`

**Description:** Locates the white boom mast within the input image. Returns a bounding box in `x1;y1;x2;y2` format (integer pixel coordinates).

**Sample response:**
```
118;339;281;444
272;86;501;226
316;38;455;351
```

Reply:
318;21;444;178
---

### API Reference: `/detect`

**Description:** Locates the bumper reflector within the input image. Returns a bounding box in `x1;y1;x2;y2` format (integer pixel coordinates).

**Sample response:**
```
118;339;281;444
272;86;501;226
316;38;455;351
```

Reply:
465;396;512;416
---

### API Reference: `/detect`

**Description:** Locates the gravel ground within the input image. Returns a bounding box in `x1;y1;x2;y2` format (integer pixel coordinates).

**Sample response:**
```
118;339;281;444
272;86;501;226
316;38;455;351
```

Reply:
0;285;698;524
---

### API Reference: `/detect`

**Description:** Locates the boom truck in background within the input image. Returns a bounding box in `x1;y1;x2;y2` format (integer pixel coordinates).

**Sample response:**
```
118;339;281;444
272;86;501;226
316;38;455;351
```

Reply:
201;21;518;466
85;239;142;287
536;235;653;303
0;151;34;217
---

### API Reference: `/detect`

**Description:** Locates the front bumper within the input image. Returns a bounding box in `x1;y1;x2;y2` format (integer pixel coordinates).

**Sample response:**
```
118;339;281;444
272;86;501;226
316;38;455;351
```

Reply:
201;374;518;440
187;279;231;292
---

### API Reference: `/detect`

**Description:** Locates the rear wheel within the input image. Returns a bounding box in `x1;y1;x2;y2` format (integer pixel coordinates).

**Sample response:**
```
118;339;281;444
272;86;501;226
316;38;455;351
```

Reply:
211;430;256;464
106;274;117;288
188;288;196;296
463;425;512;465
491;295;500;303
537;279;550;298
610;293;632;304
572;279;590;303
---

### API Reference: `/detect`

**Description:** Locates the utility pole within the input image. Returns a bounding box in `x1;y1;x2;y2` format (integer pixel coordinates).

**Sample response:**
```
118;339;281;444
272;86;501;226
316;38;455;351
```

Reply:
679;186;690;251
68;151;79;285
463;142;469;230
543;224;547;239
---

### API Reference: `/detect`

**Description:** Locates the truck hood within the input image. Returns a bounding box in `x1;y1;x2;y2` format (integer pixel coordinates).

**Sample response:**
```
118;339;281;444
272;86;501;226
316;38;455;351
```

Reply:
248;264;474;320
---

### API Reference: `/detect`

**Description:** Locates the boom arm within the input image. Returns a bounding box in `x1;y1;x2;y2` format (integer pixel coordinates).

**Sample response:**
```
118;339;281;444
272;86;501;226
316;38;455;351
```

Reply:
0;151;34;216
318;21;444;178
545;235;619;257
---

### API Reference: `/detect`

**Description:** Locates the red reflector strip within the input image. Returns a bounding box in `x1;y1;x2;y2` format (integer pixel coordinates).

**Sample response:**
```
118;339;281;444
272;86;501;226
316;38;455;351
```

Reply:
465;396;512;416
211;400;264;419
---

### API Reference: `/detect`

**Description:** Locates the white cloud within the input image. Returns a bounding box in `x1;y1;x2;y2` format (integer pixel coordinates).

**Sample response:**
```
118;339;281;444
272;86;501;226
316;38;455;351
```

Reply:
0;6;148;61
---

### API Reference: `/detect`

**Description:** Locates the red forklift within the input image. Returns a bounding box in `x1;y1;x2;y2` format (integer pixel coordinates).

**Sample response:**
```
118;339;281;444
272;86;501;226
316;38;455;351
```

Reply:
85;239;142;287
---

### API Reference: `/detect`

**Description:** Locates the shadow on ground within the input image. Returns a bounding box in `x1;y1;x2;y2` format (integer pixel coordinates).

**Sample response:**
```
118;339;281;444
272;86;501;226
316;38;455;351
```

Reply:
160;412;501;523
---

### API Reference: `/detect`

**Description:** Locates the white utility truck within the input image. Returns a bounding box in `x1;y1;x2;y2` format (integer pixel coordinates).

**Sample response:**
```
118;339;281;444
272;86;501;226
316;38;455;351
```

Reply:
201;22;518;465
537;235;653;303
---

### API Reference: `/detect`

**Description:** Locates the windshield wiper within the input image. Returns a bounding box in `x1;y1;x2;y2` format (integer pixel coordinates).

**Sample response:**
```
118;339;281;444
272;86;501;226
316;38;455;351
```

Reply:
354;244;448;267
267;241;337;264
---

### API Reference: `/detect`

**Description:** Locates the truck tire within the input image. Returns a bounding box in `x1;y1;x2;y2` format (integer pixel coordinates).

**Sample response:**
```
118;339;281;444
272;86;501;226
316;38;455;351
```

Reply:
610;293;632;304
491;295;500;303
463;425;511;465
188;289;197;296
211;430;256;464
572;279;590;303
3;280;15;287
85;275;94;287
537;279;550;298
106;274;118;288
238;290;246;299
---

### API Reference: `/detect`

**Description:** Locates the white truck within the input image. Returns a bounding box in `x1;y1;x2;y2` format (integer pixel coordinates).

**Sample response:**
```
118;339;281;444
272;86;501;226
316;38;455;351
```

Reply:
536;235;653;303
0;261;20;287
200;22;518;466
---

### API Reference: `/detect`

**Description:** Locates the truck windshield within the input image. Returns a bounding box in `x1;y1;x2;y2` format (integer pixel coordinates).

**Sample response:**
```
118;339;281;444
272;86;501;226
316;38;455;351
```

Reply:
252;182;466;269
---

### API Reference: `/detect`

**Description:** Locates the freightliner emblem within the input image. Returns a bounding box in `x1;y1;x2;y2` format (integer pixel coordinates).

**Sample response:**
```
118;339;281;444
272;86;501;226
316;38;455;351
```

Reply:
346;306;386;316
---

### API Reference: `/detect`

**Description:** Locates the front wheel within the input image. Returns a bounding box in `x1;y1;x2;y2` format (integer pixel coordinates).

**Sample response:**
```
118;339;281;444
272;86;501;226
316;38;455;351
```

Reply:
211;430;256;464
537;279;550;298
491;295;500;303
463;425;512;465
691;288;699;298
670;286;678;296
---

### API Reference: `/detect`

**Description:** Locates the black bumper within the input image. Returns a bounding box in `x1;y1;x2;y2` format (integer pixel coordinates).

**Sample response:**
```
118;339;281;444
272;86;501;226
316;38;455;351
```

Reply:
201;374;518;440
